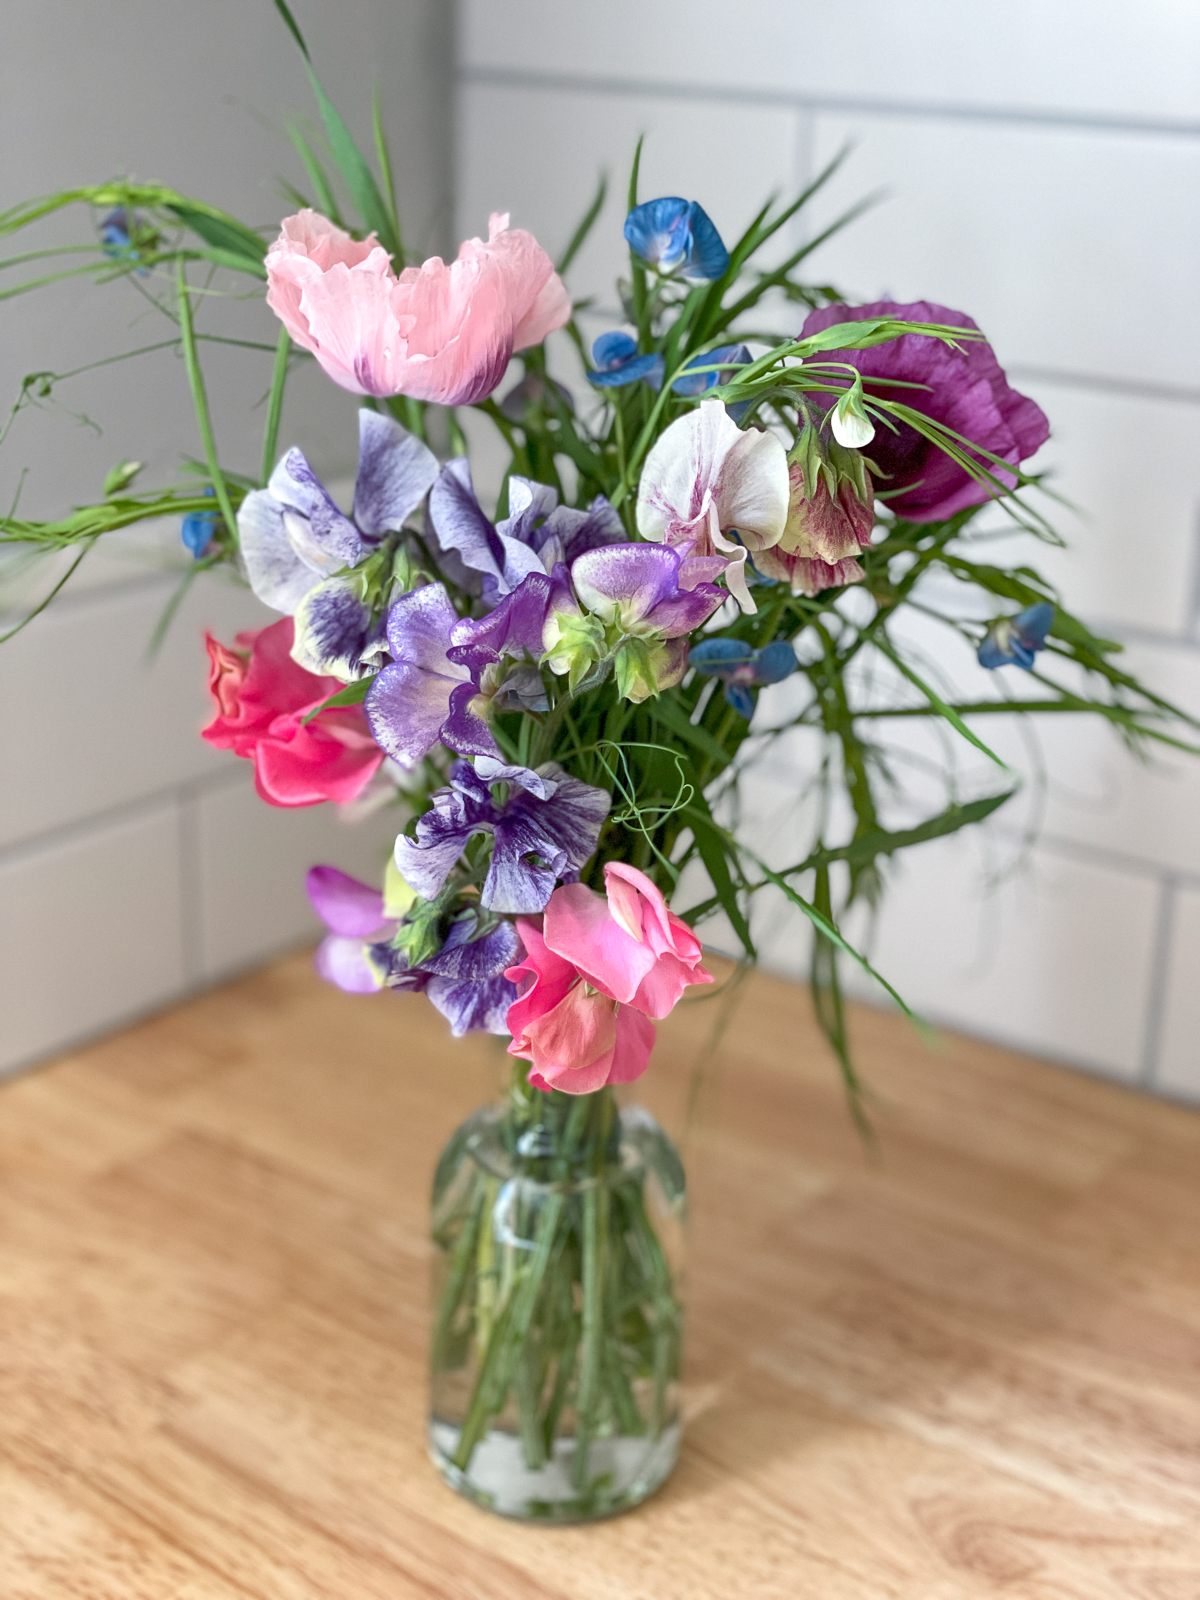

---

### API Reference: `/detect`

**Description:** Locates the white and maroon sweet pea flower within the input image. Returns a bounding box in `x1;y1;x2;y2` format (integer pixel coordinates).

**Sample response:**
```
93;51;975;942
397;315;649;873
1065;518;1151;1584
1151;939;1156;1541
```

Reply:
238;408;437;618
635;397;789;614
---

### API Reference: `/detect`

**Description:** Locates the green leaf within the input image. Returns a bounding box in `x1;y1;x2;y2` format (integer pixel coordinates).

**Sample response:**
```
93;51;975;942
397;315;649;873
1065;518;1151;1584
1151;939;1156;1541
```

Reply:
644;693;731;770
683;799;755;960
875;638;1008;769
163;201;267;269
557;173;607;275
300;674;374;726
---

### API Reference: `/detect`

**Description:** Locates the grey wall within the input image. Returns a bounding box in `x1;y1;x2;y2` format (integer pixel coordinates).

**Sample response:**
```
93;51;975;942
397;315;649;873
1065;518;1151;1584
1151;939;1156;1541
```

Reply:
457;0;1200;1101
0;1;454;1074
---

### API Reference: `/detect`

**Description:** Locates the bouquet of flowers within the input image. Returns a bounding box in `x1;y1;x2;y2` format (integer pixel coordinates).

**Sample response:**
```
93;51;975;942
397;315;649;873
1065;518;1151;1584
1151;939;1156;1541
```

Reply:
3;4;1194;1520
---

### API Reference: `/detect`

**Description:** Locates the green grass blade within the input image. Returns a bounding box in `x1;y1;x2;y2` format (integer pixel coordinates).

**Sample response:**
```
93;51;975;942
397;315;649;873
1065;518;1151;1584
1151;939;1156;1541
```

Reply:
557;173;607;275
175;261;238;540
260;326;291;485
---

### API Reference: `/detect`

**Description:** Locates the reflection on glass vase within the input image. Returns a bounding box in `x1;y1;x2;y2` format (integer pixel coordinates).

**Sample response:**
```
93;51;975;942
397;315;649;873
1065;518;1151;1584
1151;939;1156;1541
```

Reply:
428;1068;686;1522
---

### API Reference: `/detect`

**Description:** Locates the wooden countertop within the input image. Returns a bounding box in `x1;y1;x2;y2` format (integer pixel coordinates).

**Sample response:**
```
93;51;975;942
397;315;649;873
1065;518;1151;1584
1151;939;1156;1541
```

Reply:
2;952;1199;1597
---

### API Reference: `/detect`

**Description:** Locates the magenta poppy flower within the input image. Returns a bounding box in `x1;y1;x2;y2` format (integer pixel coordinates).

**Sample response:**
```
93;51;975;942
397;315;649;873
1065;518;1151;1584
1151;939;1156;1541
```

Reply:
800;300;1049;522
201;618;383;807
265;209;571;406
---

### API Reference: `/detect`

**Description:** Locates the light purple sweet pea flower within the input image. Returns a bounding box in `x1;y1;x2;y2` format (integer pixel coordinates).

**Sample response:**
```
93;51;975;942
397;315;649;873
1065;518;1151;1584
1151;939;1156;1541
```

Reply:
306;864;396;993
428;459;625;605
570;543;726;639
365;583;498;766
798;300;1049;522
239;409;439;614
394;756;610;915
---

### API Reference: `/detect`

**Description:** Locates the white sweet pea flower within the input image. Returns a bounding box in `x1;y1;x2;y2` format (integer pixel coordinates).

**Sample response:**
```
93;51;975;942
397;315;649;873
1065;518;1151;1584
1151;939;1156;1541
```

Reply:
635;398;789;615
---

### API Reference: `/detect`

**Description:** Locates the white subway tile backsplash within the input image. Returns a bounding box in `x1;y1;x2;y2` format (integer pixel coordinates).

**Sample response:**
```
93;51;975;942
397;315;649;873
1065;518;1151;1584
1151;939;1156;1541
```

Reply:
1155;884;1200;1102
0;573;271;851
0;801;185;1075
805;114;1200;389
461;0;1200;125
833;831;1159;1081
458;81;804;316
192;773;405;983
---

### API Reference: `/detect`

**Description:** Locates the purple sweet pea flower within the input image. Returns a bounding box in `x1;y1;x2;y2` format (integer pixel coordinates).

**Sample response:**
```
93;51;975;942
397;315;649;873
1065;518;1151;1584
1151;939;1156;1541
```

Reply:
369;913;519;1036
799;301;1049;522
307;862;520;1035
238;409;439;613
395;757;610;915
428;460;625;605
365;583;498;766
570;543;726;639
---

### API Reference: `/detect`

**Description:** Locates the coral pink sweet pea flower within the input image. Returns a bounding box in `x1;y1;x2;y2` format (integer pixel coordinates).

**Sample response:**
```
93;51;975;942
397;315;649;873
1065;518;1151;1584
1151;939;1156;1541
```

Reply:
201;617;384;807
265;209;570;406
636;397;789;614
506;864;713;1095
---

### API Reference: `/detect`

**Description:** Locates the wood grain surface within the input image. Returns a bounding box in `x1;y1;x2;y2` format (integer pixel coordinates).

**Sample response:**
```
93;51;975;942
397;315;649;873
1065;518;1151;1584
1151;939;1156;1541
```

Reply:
1;951;1199;1598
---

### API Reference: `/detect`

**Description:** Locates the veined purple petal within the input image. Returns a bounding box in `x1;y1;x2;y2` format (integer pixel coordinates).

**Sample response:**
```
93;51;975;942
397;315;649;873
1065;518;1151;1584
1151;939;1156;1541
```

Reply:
306;865;388;936
393;764;497;900
538;497;626;566
443;681;500;758
644;580;725;638
366;659;462;766
291;575;384;680
237;487;317;613
448;571;553;675
571;543;681;625
474;756;558;800
428;459;505;592
384;583;464;673
422;916;520;981
498;477;560;549
483;768;610;914
273;447;367;570
427;971;518;1037
351;409;439;538
366;941;432;992
315;933;385;993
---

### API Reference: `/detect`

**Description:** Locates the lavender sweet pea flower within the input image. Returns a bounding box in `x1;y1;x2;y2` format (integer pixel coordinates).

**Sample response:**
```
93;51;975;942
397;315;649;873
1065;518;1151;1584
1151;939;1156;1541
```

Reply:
238;409;438;614
799;300;1049;522
588;331;665;390
365;583;498;765
977;602;1054;670
306;864;397;993
624;198;729;282
395;757;610;914
570;543;726;639
428;460;624;604
688;636;797;719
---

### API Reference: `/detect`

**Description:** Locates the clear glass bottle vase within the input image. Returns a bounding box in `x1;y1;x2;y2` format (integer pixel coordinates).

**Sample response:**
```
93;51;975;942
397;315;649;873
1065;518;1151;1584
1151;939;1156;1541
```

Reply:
428;1068;686;1522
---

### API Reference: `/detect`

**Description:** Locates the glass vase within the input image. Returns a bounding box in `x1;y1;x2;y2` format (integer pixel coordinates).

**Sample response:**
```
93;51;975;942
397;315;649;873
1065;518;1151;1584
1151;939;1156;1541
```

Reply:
428;1069;686;1522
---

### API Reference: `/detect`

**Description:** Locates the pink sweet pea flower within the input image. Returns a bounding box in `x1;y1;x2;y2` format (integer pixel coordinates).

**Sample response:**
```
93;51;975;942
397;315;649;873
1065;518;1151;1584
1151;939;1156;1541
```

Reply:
201;616;384;806
506;918;657;1095
506;864;713;1095
265;209;570;406
636;397;789;614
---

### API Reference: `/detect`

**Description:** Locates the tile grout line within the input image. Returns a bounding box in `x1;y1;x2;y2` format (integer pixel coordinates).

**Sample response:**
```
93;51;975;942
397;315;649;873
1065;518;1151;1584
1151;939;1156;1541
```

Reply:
0;766;250;871
458;63;1200;142
1138;874;1179;1090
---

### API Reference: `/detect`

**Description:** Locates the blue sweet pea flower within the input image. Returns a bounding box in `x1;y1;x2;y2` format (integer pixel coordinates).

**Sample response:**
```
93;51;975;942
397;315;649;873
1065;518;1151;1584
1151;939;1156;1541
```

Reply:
688;636;797;718
588;330;665;389
671;343;751;398
624;197;729;283
977;602;1054;670
181;488;218;560
99;207;152;276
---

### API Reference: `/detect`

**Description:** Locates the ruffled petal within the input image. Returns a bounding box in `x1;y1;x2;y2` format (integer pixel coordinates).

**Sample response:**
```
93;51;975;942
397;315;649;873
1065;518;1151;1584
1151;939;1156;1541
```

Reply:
351;408;440;538
306;864;388;936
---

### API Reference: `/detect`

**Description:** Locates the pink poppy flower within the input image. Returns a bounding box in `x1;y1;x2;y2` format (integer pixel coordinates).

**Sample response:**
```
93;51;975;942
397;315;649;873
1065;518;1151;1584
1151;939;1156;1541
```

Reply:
505;864;713;1095
201;617;384;807
265;209;570;406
